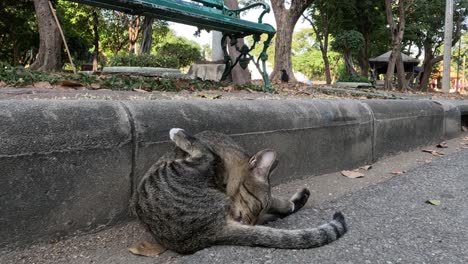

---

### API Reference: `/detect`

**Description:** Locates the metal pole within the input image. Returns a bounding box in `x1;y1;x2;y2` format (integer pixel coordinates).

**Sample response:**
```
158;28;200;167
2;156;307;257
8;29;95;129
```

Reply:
442;0;453;93
456;36;461;92
463;56;466;92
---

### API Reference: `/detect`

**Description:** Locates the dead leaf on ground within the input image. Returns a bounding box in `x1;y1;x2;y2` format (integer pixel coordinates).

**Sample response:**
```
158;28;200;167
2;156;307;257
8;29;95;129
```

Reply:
390;170;405;175
426;199;441;206
421;149;444;157
33;81;53;89
223;85;235;92
436;142;448;148
197;93;222;99
462;126;468;132
59;80;83;88
360;165;373;171
341;170;364;178
0;81;7;87
128;241;167;257
133;88;149;93
90;83;101;90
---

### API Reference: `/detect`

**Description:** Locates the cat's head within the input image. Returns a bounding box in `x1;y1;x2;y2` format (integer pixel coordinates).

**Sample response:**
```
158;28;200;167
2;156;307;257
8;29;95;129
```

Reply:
230;149;277;225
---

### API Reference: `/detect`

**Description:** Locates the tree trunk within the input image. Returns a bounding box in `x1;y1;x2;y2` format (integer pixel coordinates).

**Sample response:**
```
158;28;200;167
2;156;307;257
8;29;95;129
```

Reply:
225;0;251;85
358;30;371;77
420;41;434;91
306;13;332;84
396;52;407;91
270;11;296;81
140;17;154;54
384;45;399;90
270;0;314;82
322;52;332;84
92;9;99;71
128;16;141;54
30;0;62;71
383;0;406;91
12;32;20;65
344;51;358;76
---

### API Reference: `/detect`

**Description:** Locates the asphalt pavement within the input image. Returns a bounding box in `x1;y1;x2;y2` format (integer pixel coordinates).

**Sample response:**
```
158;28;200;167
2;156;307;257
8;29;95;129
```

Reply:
175;148;468;264
2;139;468;264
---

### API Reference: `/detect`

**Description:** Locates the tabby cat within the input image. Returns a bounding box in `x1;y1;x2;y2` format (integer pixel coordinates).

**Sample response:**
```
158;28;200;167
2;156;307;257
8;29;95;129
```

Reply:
132;128;347;254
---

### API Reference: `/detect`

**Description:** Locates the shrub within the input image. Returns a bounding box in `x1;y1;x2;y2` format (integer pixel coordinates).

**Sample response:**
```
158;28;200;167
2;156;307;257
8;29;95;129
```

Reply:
156;41;202;68
335;63;370;83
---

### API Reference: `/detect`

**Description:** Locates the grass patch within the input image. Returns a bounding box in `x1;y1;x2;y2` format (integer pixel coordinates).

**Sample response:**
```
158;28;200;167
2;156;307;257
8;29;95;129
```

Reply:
0;62;259;92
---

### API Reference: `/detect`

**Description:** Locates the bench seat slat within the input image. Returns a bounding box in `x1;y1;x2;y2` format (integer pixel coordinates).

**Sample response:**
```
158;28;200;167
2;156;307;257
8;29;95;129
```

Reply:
70;0;275;36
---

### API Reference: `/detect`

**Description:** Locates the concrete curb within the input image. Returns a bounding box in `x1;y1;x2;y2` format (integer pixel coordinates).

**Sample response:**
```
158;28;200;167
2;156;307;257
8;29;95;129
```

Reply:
0;99;466;249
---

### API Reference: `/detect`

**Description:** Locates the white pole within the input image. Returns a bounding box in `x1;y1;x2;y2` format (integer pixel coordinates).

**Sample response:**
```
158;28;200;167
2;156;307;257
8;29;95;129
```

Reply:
442;0;453;93
212;31;224;62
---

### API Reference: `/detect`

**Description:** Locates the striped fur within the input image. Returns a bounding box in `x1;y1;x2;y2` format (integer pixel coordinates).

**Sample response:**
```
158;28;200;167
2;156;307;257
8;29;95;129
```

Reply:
132;129;347;254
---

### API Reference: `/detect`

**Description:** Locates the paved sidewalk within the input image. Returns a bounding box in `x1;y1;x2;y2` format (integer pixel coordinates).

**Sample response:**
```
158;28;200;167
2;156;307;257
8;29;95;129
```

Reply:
2;138;468;264
176;149;468;264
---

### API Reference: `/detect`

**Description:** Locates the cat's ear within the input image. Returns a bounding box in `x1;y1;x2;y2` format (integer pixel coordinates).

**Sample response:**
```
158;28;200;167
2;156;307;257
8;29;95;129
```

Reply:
249;149;277;180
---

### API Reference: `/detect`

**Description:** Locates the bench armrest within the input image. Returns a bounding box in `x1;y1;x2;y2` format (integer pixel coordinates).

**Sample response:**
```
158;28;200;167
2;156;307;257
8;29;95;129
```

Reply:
225;1;271;24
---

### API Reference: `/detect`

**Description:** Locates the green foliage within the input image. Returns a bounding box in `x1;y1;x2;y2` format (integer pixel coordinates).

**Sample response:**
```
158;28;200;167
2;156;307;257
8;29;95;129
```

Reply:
150;30;202;68
331;30;365;53
291;29;342;80
108;53;179;68
0;61;215;92
106;30;202;69
0;61;97;86
56;0;95;64
156;40;202;68
335;63;369;83
201;44;212;60
246;34;276;65
0;0;38;65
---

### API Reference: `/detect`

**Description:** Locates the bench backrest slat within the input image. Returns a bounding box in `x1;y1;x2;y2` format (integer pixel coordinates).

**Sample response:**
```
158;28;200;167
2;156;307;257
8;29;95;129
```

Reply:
191;0;224;9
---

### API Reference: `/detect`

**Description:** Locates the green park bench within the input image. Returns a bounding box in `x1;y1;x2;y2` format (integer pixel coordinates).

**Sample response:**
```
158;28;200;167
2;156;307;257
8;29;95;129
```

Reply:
68;0;276;92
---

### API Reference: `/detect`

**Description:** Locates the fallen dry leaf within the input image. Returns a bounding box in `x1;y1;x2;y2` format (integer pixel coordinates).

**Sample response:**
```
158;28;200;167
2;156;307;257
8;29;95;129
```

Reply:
436;142;448;148
421;149;444;157
223;85;235;92
197;93;222;99
462;126;467;132
0;81;6;87
33;81;53;89
360;165;373;171
341;170;364;178
390;170;405;175
90;83;101;90
133;88;149;93
128;241;167;257
426;199;441;206
59;80;83;88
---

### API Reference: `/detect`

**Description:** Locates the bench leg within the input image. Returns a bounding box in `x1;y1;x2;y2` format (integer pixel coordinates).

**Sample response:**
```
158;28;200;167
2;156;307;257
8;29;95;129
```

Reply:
258;33;274;93
220;34;233;83
219;33;275;93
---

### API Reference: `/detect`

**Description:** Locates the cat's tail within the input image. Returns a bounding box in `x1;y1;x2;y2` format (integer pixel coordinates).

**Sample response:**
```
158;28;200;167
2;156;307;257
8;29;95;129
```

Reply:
215;212;347;249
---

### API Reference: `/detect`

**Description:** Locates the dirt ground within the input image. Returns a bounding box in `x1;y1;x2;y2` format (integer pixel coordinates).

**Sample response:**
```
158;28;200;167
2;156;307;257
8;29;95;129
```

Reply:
0;80;467;101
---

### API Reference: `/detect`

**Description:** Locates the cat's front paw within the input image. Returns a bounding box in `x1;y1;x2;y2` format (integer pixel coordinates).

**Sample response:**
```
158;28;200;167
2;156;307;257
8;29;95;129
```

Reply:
291;188;310;213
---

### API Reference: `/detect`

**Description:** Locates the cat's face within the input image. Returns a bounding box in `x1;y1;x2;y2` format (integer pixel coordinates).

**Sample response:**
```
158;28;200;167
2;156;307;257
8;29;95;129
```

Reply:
229;150;277;225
